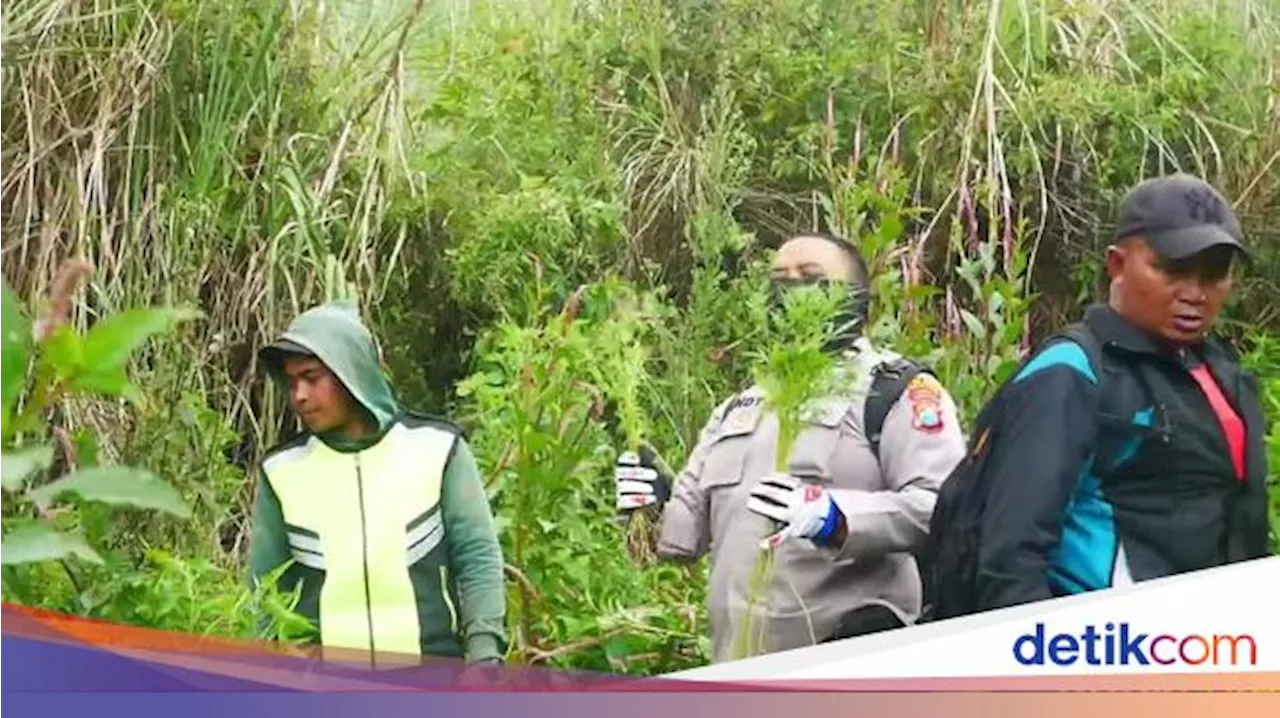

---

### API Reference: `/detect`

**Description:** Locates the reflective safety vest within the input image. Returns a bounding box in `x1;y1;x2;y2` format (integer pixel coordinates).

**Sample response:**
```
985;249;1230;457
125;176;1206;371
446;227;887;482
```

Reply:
262;415;465;664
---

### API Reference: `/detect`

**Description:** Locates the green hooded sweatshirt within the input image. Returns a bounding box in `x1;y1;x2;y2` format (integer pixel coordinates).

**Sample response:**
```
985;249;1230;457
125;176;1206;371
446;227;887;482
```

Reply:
248;300;507;664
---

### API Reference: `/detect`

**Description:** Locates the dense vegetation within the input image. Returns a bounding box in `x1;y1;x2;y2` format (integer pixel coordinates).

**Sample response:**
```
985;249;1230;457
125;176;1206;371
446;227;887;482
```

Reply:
3;0;1278;676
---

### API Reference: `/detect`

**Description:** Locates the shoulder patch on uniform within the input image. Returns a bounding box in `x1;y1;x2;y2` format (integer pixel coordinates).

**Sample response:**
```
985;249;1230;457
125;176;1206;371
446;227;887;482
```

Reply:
905;373;946;433
1014;340;1098;384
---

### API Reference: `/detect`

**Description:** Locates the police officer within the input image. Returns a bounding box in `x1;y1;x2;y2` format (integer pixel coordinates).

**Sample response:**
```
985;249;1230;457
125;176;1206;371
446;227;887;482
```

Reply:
956;173;1272;613
615;233;968;663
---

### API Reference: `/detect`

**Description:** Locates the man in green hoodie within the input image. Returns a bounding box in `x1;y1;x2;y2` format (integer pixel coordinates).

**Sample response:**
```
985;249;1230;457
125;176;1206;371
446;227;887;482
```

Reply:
247;300;508;670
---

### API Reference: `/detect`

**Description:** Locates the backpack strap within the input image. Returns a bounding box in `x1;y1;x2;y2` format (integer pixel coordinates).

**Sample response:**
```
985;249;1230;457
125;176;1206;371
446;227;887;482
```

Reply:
918;321;1108;623
864;358;931;460
865;325;1102;462
1058;322;1105;380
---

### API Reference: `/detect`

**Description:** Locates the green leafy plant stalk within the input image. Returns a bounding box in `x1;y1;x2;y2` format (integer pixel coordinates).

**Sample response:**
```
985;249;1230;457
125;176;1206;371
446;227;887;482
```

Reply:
731;280;853;660
590;284;673;567
1;264;197;572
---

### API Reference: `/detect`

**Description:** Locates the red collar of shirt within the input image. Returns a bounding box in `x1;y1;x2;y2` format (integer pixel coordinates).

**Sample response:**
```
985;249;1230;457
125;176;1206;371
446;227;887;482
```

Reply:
1183;361;1246;482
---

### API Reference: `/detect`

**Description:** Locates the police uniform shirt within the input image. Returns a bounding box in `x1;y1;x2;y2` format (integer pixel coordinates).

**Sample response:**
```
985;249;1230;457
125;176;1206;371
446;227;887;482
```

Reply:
655;337;968;663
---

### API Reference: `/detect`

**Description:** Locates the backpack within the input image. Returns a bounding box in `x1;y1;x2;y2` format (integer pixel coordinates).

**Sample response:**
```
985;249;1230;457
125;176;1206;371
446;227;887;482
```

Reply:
863;357;933;460
915;322;1105;623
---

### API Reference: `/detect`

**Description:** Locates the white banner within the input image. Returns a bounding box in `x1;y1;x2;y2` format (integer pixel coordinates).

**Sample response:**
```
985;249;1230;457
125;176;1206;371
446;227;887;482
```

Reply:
668;556;1280;680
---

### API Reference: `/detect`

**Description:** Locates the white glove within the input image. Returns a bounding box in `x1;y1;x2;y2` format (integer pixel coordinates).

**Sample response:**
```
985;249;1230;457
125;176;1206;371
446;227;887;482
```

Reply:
615;449;671;512
746;473;841;548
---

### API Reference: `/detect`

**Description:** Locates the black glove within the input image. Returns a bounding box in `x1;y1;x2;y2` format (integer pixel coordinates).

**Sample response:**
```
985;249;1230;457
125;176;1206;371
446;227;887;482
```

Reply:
614;444;672;513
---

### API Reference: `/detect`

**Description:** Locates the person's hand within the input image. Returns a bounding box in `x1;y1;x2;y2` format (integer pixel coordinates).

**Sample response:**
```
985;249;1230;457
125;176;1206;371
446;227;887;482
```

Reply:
614;446;672;514
746;474;843;549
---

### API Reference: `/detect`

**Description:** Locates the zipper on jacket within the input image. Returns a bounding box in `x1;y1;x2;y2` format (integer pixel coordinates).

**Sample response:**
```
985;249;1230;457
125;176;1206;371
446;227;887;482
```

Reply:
440;565;459;634
355;454;376;666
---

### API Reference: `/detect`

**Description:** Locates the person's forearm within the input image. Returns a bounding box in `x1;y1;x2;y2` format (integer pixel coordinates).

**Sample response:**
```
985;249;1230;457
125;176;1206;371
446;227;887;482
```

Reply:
828;484;938;559
440;438;509;662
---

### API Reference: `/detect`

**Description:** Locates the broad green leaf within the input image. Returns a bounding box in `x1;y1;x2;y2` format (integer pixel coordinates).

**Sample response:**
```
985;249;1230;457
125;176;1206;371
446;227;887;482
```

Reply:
1000;320;1025;347
69;366;137;398
0;523;103;565
604;634;635;662
28;465;192;518
987;291;1006;318
42;324;84;378
81;307;200;374
72;429;101;470
1;282;32;421
1;444;54;491
992;358;1021;385
959;309;988;341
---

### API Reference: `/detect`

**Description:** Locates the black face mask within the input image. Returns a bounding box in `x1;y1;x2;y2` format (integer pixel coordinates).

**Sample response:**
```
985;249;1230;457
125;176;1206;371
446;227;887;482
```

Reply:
766;277;871;353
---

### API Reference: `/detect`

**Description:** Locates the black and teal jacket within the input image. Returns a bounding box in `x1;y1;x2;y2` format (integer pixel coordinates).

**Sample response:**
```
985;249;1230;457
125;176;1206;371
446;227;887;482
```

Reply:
248;300;507;664
974;304;1271;610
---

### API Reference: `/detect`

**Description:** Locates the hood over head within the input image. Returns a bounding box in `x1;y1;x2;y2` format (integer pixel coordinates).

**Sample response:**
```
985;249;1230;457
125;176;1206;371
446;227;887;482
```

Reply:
259;299;399;433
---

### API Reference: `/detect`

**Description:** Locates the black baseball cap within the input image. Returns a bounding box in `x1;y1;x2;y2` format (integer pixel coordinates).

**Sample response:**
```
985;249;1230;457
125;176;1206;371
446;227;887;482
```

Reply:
259;337;315;372
1115;173;1247;260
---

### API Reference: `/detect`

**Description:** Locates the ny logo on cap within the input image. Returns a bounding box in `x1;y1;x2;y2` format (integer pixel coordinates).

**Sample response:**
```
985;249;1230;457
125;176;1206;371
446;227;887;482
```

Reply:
1183;189;1226;225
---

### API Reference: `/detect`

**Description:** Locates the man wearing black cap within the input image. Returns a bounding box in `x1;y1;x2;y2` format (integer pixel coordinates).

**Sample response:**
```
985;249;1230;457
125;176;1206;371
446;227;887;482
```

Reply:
920;173;1272;618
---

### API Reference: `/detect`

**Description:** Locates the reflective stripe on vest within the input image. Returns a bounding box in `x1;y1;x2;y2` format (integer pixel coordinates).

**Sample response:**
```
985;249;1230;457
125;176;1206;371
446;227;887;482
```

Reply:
262;422;455;659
